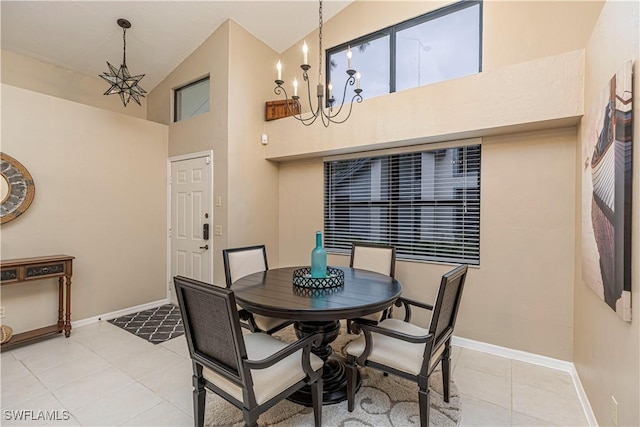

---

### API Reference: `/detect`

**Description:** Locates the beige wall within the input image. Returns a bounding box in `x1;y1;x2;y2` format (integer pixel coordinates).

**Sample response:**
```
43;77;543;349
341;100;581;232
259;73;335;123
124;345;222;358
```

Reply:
279;130;577;360
227;21;280;259
0;84;167;331
482;0;602;71
147;22;231;287
1;50;146;120
574;1;640;426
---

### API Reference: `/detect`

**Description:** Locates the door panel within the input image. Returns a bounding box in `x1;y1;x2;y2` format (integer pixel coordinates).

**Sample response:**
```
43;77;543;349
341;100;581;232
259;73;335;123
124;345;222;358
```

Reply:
171;155;212;292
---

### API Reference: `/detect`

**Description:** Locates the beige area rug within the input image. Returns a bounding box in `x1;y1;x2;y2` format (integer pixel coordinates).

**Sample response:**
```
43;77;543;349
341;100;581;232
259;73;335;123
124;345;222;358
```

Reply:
204;322;461;426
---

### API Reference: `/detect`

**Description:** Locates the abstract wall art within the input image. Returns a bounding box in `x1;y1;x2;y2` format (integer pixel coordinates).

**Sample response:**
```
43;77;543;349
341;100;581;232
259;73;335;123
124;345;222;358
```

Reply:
582;60;633;322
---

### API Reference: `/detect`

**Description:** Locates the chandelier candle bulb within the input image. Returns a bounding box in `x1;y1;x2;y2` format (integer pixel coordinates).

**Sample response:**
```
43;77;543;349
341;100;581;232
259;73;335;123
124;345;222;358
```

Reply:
328;82;333;99
276;60;282;81
303;41;308;65
356;72;361;90
347;46;352;69
293;78;298;97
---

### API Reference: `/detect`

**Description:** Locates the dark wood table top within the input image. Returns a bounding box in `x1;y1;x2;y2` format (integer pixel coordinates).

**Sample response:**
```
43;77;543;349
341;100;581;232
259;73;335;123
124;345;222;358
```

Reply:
233;266;402;322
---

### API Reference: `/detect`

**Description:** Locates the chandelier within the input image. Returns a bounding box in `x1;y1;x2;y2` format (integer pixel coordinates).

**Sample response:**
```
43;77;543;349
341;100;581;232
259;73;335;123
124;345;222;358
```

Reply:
100;18;146;107
274;0;363;127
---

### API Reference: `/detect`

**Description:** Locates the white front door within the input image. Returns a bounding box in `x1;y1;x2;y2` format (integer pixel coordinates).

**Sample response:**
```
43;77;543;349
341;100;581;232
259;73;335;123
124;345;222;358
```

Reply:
170;155;213;293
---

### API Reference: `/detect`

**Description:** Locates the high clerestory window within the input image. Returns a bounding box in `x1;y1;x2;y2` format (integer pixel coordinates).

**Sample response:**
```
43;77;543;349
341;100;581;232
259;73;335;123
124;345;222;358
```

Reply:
326;0;482;104
174;77;210;122
324;143;481;265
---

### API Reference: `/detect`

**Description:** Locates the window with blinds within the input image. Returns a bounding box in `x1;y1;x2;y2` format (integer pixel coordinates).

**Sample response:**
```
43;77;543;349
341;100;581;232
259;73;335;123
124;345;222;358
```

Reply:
324;144;481;265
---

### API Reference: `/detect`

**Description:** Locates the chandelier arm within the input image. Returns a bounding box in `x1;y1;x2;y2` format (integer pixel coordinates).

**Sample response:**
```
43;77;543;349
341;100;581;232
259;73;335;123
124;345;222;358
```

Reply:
275;85;305;123
306;103;323;126
302;70;316;115
291;98;304;121
321;109;331;127
324;74;356;120
302;113;320;126
325;93;363;125
299;100;323;126
274;84;321;126
295;103;321;126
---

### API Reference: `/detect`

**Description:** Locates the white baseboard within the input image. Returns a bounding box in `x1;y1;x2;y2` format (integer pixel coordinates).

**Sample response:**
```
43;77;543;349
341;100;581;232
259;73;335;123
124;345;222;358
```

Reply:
71;298;170;328
452;335;598;426
569;365;599;426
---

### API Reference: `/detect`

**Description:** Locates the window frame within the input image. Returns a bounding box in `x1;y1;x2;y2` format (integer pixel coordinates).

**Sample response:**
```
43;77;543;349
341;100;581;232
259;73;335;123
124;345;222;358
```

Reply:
323;141;482;266
173;76;211;123
326;0;483;100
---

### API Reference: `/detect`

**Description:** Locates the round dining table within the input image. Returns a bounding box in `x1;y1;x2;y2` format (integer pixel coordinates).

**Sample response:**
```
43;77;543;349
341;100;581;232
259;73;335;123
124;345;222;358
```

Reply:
233;266;402;406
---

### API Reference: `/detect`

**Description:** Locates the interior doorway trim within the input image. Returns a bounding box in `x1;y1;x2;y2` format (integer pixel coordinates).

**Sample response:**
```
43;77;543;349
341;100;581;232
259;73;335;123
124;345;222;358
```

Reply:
166;150;214;301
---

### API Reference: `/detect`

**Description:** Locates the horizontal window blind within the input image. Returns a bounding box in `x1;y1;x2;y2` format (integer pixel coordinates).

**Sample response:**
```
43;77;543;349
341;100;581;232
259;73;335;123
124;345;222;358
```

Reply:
324;145;481;265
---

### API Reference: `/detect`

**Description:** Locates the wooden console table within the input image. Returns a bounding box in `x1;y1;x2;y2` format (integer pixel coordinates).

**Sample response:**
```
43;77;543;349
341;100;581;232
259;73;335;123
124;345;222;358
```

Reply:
1;255;74;350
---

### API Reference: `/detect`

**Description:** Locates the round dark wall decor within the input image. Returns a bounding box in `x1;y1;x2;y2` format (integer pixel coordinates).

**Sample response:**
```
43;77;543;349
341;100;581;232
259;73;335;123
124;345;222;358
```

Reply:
1;153;35;224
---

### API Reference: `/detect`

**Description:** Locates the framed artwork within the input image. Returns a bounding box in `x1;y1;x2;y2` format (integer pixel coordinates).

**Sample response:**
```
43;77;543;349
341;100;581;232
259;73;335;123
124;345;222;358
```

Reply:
1;152;36;224
582;61;633;322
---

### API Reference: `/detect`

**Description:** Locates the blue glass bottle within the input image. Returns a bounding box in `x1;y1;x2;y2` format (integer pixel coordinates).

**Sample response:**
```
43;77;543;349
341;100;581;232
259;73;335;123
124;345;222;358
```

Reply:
310;231;327;278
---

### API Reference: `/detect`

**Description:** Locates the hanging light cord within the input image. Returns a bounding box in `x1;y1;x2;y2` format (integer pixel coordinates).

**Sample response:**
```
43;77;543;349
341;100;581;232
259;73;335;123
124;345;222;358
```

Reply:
122;27;127;66
318;0;323;83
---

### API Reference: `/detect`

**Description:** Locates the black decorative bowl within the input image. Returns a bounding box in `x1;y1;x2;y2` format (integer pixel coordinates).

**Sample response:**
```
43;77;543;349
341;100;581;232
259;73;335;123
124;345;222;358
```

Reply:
292;267;345;289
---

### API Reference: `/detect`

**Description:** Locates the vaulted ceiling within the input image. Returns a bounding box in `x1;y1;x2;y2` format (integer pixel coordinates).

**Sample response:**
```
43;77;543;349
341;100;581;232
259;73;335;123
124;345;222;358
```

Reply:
1;1;352;91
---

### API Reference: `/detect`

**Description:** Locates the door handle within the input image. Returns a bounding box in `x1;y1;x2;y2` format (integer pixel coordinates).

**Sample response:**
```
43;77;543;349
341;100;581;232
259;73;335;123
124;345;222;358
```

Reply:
199;244;209;250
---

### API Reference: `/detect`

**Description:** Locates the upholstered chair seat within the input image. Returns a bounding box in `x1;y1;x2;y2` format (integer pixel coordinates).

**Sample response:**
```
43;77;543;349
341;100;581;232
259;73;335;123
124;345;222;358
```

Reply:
346;318;445;376
203;333;324;405
252;315;290;334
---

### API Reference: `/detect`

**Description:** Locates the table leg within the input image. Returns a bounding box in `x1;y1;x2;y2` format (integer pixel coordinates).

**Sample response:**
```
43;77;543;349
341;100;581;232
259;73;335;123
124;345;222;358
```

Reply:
57;277;64;332
64;275;72;337
287;320;361;406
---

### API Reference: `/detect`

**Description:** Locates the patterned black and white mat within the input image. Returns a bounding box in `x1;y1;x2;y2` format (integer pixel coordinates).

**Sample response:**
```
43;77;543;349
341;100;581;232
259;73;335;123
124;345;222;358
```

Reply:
108;304;184;344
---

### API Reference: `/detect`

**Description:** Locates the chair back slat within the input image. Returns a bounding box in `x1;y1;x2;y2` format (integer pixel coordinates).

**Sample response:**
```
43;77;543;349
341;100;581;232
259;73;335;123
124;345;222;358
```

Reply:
174;275;247;383
428;265;468;346
350;242;396;277
223;245;268;288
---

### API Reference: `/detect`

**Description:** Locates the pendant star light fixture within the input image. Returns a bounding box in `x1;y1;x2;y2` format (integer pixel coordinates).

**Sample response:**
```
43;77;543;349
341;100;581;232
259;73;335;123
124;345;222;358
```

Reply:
100;18;146;107
274;0;362;127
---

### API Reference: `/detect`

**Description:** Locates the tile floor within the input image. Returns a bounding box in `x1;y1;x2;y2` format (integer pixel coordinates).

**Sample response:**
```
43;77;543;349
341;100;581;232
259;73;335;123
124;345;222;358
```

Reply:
1;321;588;426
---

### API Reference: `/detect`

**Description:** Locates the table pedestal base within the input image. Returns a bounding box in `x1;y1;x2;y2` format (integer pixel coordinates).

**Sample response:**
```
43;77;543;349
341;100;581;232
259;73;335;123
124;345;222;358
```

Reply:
287;320;361;407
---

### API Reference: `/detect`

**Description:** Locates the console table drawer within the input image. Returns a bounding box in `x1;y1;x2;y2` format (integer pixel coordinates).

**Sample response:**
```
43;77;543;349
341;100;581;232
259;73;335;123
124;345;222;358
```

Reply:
1;268;19;283
25;262;67;279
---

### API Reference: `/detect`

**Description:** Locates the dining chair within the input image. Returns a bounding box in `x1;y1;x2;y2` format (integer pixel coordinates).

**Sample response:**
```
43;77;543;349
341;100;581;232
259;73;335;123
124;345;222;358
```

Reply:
223;245;292;334
174;275;324;427
345;264;468;427
347;242;397;332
